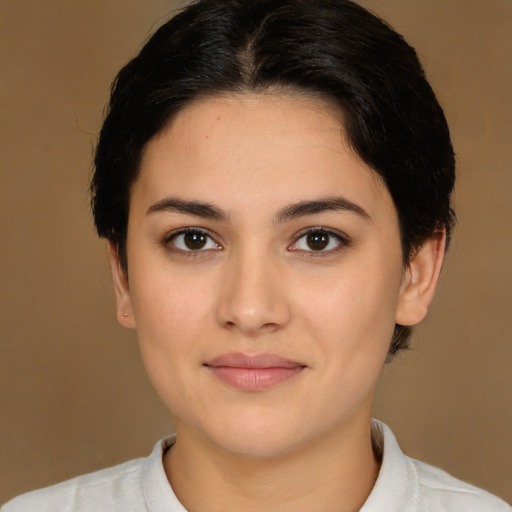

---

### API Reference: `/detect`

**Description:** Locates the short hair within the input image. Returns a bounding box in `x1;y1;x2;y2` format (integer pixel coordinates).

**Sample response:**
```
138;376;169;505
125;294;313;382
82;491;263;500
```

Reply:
91;0;455;357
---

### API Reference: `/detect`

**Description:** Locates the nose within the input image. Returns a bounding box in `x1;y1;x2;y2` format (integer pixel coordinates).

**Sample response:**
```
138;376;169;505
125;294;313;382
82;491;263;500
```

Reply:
215;248;291;336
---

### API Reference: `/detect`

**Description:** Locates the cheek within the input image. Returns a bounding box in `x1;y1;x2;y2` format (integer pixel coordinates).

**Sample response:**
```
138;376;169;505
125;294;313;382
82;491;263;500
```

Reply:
295;265;401;347
291;263;402;406
130;257;215;334
127;263;216;381
132;289;208;415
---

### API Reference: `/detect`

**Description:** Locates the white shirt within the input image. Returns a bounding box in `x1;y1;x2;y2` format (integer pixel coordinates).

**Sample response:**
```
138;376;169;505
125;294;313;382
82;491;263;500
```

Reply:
2;421;510;511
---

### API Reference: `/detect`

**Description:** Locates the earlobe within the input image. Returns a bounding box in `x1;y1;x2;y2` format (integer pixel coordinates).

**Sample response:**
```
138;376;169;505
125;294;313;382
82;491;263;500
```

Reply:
395;231;447;327
108;242;136;329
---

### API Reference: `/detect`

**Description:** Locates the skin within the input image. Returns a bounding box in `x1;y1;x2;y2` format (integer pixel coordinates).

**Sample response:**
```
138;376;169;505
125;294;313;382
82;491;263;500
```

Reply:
110;93;446;512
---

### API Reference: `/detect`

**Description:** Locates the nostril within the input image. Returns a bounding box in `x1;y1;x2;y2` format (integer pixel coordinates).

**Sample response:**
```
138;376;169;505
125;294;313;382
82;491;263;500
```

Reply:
261;322;279;332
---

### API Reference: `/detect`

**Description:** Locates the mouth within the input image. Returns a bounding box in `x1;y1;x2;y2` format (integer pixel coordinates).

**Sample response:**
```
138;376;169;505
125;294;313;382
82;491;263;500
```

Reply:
203;353;307;391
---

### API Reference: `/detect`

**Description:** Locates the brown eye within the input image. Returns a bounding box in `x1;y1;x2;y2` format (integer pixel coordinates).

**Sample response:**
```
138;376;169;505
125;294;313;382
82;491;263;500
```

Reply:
183;232;207;250
169;229;221;252
306;232;329;251
290;229;347;254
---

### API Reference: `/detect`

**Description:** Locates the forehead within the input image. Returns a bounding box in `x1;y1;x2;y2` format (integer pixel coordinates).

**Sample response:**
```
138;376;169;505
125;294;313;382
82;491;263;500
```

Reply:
134;92;395;222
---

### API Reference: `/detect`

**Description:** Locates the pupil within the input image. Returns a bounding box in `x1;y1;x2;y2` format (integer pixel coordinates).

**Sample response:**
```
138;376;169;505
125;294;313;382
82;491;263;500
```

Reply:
184;232;207;250
307;232;329;250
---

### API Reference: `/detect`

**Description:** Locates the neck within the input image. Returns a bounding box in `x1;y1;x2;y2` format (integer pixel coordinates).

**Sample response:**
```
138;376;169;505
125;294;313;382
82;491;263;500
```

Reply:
164;414;380;512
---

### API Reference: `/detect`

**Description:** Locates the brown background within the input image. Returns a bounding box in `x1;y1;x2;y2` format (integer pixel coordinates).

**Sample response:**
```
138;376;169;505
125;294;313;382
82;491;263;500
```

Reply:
1;0;511;505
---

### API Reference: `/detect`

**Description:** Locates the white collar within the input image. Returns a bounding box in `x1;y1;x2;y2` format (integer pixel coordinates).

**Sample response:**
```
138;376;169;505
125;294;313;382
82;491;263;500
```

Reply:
140;420;419;512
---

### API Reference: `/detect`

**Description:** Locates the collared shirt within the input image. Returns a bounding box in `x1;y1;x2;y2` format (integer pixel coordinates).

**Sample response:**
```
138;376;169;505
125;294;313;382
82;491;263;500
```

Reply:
2;421;510;511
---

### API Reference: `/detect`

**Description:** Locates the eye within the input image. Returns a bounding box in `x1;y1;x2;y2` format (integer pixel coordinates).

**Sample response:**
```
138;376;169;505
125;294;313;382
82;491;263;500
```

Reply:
167;229;221;252
289;228;347;253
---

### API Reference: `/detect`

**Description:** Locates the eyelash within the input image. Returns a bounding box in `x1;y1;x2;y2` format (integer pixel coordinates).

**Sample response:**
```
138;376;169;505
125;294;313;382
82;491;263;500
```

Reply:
162;227;349;258
163;227;222;257
289;227;349;258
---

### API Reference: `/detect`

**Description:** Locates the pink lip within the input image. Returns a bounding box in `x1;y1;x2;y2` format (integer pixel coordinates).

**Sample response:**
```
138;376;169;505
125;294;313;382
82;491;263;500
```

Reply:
204;353;306;391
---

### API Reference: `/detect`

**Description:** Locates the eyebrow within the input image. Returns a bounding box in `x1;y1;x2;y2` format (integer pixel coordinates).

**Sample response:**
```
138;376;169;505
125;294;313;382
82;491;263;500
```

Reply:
145;195;370;223
275;197;370;223
146;197;228;221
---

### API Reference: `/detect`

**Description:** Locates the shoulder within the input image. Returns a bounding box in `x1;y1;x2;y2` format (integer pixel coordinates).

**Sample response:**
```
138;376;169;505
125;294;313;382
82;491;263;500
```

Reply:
412;458;511;512
1;457;146;512
1;456;147;512
2;435;184;512
367;420;511;512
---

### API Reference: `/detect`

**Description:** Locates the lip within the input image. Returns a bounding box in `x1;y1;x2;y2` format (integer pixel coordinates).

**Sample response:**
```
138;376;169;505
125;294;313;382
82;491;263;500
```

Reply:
204;353;306;391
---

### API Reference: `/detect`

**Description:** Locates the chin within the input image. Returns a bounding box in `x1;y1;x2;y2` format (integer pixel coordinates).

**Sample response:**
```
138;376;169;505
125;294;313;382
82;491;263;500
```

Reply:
193;409;315;459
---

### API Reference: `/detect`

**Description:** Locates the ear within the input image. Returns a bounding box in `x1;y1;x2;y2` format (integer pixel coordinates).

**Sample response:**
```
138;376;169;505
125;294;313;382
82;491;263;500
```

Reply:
395;230;446;327
108;241;136;329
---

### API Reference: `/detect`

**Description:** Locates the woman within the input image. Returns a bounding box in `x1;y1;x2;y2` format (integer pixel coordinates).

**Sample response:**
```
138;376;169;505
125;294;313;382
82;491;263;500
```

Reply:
3;0;510;510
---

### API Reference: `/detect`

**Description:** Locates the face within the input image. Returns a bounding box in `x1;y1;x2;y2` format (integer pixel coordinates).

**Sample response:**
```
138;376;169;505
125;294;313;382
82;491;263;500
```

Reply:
112;93;441;457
